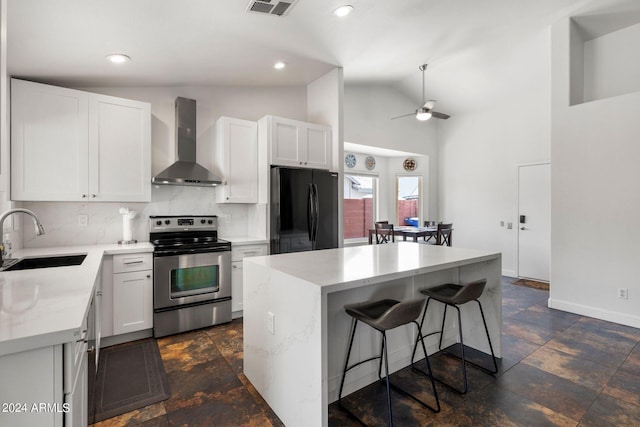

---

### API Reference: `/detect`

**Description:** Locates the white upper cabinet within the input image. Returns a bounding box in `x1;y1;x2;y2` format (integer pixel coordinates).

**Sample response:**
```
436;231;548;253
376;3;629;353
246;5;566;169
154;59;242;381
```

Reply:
89;94;151;202
261;115;332;170
214;116;258;204
11;79;90;201
11;79;151;202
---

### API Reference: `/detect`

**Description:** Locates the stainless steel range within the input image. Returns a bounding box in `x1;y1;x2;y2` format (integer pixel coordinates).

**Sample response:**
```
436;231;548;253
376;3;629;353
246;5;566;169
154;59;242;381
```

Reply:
150;215;231;338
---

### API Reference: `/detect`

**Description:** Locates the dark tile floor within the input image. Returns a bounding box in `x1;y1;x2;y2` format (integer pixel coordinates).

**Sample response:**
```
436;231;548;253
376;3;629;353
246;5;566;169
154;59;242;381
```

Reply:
92;278;640;426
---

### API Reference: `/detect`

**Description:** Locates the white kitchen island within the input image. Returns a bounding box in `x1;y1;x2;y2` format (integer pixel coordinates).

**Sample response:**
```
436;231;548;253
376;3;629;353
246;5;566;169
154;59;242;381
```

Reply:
243;242;502;427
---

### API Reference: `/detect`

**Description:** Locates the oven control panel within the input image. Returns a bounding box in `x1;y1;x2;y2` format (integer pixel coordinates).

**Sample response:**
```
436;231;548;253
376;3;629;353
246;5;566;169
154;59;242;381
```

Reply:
149;215;218;232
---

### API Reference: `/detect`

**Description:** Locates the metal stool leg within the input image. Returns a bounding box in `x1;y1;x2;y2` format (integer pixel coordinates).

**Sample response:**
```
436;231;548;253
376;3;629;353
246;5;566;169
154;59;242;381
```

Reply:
411;298;432;365
382;332;393;426
438;303;448;351
338;318;358;405
454;305;469;394
475;300;498;374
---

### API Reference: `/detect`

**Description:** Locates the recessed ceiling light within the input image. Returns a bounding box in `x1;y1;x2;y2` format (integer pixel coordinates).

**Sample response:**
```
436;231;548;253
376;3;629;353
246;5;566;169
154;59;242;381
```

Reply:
274;61;287;70
106;54;131;64
333;5;354;17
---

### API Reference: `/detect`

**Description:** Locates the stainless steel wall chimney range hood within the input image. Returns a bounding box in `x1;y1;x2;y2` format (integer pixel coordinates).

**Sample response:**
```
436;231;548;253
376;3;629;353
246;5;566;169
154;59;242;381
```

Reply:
152;97;223;187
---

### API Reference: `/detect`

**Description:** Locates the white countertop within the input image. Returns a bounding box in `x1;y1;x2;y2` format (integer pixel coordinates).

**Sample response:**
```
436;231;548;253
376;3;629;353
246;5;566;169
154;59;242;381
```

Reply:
245;242;500;293
0;242;153;356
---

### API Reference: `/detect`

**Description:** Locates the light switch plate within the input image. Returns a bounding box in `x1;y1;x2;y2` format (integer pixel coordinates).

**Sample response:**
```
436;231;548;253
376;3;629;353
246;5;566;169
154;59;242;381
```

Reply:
267;312;275;335
78;214;88;227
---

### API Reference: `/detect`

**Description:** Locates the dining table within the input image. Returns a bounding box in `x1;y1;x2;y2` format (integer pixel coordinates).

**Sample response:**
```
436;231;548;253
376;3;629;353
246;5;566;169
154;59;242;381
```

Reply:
367;225;437;244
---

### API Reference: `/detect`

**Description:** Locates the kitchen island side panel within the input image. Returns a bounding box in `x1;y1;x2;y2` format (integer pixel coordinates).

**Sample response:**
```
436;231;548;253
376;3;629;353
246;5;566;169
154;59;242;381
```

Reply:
243;259;325;427
243;245;502;427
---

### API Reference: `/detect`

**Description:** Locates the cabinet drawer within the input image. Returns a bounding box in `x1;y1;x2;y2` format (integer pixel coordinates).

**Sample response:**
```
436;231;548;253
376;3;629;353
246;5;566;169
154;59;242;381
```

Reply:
231;244;267;261
113;253;152;273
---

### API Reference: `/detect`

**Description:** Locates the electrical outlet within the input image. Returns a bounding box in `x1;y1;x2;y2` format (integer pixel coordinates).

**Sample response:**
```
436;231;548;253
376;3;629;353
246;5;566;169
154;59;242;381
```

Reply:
78;214;88;227
267;312;275;335
500;221;505;227
225;214;232;224
507;222;513;229
618;288;628;299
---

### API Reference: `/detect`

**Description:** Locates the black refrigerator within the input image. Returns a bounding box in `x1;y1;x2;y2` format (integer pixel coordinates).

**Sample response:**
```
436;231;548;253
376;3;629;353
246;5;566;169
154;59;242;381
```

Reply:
270;166;339;254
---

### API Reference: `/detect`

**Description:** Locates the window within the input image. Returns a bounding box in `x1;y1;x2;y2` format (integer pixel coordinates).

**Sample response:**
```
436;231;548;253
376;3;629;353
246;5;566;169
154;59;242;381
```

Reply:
396;175;422;226
344;174;377;240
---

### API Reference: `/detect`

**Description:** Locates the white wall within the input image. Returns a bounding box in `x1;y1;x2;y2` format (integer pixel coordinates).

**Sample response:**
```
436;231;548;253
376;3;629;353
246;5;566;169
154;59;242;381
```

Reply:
344;85;439;224
550;17;640;328
21;84;308;247
437;30;552;277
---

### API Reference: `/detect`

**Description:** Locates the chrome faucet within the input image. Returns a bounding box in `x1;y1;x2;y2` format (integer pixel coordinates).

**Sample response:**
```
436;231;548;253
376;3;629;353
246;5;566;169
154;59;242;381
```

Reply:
0;208;45;264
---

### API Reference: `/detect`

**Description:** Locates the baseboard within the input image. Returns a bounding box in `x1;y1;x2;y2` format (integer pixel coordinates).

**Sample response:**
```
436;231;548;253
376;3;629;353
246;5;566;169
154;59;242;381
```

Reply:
101;329;153;348
548;298;640;329
502;269;516;278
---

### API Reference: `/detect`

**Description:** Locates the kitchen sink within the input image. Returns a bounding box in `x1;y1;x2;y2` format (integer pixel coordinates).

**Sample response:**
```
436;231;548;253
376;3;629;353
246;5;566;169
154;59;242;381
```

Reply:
1;254;87;271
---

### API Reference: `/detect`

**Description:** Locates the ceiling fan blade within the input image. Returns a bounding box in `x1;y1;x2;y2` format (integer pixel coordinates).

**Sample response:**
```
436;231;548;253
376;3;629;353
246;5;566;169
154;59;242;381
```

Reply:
423;100;436;109
431;111;450;120
391;112;416;120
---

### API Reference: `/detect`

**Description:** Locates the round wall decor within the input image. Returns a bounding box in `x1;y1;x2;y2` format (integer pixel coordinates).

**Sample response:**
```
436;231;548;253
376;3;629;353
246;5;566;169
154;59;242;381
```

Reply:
365;155;376;170
403;157;417;171
345;153;356;168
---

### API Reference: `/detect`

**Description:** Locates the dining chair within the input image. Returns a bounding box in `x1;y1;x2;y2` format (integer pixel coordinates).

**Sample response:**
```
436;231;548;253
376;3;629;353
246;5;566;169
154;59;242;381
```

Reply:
375;223;395;244
436;223;453;246
422;220;440;243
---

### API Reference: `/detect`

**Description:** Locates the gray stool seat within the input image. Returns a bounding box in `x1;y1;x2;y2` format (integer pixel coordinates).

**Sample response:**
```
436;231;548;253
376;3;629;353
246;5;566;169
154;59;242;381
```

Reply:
420;280;485;305
339;297;440;426
412;279;498;394
345;298;425;332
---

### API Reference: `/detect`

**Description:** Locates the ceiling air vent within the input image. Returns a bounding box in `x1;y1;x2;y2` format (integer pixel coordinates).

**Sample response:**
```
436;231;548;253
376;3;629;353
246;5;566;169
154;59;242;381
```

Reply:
246;0;298;17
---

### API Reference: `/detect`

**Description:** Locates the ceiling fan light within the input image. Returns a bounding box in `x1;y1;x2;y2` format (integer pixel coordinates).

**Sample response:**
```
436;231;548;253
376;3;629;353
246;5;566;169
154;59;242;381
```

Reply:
416;109;432;121
333;5;354;17
106;53;131;64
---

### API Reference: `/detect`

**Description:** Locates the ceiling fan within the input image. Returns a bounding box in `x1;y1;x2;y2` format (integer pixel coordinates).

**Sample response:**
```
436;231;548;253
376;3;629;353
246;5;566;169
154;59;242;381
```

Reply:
392;64;450;121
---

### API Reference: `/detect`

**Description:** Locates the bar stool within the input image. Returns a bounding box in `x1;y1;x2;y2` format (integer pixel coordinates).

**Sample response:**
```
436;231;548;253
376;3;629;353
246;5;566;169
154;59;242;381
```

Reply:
338;297;440;426
411;279;498;394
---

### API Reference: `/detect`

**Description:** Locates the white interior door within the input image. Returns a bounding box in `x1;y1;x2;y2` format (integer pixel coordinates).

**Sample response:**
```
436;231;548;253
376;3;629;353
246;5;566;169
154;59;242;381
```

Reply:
518;163;550;282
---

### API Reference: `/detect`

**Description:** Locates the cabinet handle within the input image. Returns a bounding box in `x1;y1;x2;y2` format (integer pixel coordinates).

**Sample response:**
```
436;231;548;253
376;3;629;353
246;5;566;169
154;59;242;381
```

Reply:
91;194;97;198
124;260;144;265
226;197;229;200
243;251;260;256
146;274;151;278
82;194;87;198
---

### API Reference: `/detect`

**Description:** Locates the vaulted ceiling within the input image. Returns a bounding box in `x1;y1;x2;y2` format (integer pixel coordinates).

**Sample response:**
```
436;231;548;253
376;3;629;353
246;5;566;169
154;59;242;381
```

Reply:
6;0;638;114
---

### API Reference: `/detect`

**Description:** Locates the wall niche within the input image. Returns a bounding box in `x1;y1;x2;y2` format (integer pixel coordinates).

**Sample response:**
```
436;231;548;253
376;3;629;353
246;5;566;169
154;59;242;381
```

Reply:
570;12;640;106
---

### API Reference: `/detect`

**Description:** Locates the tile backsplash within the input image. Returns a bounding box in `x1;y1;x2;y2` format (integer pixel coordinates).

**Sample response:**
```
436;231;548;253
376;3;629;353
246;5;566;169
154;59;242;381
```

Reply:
22;186;256;248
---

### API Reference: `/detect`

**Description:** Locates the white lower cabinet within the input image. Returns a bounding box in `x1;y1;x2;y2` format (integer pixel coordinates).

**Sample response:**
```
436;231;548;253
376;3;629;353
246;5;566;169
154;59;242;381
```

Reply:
63;339;88;427
112;254;153;335
231;243;268;316
0;303;92;427
231;261;243;313
0;345;64;427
